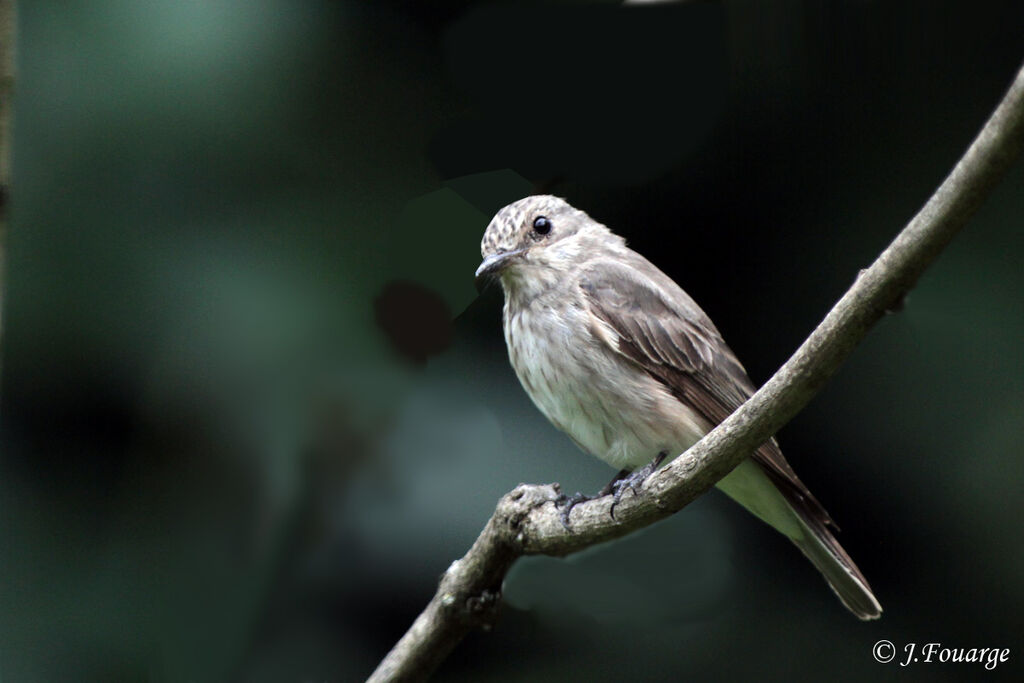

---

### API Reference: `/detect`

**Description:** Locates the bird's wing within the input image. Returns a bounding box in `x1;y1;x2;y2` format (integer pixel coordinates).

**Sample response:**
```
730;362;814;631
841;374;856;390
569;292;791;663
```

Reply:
579;255;835;529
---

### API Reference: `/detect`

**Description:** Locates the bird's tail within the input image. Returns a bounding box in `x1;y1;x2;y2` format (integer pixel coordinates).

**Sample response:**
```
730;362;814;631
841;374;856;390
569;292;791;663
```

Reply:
716;460;882;620
788;510;882;620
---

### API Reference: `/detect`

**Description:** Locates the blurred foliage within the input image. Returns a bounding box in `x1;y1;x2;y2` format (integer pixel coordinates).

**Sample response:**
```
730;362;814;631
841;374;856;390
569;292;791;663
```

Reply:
1;1;1022;681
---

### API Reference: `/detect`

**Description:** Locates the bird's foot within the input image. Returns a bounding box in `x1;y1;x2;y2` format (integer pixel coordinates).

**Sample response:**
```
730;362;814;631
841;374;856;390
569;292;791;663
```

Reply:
555;452;667;527
608;452;667;519
554;491;597;530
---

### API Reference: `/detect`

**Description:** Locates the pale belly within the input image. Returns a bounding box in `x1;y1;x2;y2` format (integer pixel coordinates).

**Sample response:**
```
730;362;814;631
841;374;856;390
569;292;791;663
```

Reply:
505;304;709;471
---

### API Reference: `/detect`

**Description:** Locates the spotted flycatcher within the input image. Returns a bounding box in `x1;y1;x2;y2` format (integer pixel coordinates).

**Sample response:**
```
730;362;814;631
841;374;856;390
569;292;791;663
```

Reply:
475;195;881;620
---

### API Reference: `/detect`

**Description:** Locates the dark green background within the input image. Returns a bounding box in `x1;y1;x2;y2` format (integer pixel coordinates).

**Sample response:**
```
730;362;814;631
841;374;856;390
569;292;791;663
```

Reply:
2;1;1022;681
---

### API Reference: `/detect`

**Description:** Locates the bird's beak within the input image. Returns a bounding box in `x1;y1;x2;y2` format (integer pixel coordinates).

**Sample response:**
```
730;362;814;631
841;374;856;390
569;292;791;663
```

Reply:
475;249;524;292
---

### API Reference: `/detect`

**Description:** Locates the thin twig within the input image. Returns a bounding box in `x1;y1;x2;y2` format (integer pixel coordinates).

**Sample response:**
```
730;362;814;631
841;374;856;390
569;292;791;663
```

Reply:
368;61;1024;683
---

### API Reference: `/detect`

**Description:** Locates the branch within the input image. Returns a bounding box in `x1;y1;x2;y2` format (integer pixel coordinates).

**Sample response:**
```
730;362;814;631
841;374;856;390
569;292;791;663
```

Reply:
368;61;1024;683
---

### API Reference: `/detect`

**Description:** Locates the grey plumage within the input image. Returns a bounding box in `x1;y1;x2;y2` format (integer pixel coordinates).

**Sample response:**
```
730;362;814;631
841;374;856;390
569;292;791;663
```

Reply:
477;195;881;620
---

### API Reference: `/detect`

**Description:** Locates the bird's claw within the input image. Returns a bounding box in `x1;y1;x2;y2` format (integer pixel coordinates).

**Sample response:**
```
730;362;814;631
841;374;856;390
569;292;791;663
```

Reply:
608;452;667;519
608;475;644;520
555;491;593;530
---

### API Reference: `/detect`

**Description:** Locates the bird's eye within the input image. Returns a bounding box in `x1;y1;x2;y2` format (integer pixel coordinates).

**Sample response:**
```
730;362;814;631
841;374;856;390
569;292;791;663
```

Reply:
532;216;552;236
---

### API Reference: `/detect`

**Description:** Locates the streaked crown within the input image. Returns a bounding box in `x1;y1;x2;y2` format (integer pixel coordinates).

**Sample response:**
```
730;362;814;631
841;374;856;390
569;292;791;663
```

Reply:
480;195;590;258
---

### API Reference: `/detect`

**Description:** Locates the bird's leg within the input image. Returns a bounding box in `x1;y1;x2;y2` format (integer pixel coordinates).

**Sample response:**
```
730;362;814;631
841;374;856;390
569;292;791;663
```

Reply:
598;468;632;497
555;468;631;529
608;451;667;519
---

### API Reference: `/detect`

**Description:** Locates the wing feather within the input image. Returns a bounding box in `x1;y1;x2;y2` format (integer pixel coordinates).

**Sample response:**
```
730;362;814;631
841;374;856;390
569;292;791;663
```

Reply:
579;255;836;529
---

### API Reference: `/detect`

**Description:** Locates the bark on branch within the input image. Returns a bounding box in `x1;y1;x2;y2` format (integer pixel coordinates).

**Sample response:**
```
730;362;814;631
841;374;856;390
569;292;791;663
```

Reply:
368;61;1024;683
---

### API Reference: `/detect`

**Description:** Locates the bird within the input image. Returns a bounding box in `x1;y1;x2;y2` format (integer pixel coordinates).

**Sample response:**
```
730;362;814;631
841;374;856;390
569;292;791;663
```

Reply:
474;194;882;620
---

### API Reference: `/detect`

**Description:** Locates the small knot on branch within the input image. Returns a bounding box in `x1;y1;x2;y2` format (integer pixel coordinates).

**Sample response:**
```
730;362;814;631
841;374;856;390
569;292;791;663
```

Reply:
494;483;561;546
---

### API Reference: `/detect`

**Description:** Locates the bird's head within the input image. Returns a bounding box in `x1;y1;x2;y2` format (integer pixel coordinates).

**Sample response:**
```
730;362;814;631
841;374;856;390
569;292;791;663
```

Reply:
475;195;620;293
